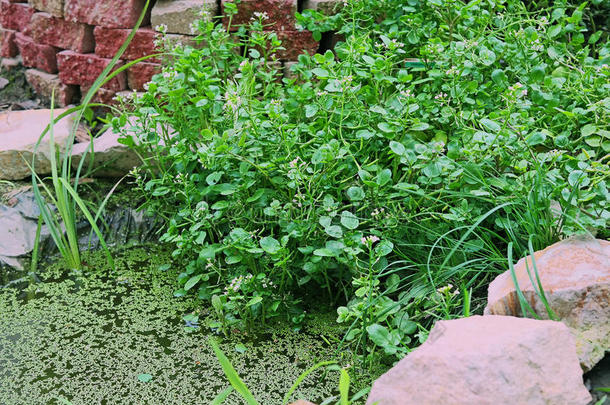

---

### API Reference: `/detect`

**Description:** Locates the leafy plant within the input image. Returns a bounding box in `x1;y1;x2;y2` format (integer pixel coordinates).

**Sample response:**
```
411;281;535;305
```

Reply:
117;0;609;362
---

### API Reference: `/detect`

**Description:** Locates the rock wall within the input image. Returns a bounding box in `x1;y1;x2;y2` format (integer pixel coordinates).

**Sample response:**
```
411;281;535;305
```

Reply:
0;0;341;106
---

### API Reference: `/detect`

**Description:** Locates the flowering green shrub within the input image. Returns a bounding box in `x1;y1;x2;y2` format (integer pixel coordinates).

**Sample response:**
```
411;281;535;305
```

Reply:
116;0;609;361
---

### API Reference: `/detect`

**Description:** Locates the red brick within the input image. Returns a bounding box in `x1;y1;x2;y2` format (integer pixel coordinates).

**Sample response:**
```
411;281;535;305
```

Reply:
94;26;160;61
24;12;94;53
64;0;149;28
25;68;77;106
127;61;160;91
272;30;318;60
15;32;58;72
0;27;18;57
57;50;127;91
0;1;35;31
80;84;116;106
222;0;297;31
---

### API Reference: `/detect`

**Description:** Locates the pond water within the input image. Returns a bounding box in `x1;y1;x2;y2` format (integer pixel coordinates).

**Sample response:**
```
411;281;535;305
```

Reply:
0;246;377;404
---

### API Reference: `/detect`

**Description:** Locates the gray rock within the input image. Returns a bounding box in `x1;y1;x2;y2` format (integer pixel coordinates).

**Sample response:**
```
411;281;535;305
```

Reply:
151;0;217;35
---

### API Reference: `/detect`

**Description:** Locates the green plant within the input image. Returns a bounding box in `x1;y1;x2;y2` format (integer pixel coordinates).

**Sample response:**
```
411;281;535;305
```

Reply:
29;1;158;270
118;0;609;362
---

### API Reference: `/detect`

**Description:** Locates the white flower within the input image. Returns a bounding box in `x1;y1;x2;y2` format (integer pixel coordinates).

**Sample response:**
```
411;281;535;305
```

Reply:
361;235;380;245
252;11;269;21
155;24;168;33
445;66;459;75
436;284;454;294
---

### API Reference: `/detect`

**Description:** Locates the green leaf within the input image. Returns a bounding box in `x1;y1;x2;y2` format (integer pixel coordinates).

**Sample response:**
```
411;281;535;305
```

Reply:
138;373;153;383
260;236;281;255
325;225;343;238
208;338;260;405
375;240;394;256
366;324;394;351
235;343;247;353
480;118;501;133
548;25;562;38
312;67;329;78
389;141;405;155
346;186;365;201
305;104;319;118
362;55;376;65
568;170;585;187
479;47;496;66
526;131;546;146
378;122;394;133
184;274;202;291
340;211;359;230
339;368;350;405
581;124;597;137
411;122;430;131
491;69;507;85
247;296;263;307
313;248;336;257
246;189;265;203
376;168;392;186
211;201;229;210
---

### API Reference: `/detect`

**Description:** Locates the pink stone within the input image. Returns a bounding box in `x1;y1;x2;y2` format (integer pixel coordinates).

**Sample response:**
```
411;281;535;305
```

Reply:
127;61;160;91
94;26;159;61
485;238;610;371
25;68;77;106
0;27;18;58
57;50;126;91
15;32;58;73
272;30;318;60
366;316;591;405
0;1;35;31
222;0;297;31
24;12;93;53
63;0;149;28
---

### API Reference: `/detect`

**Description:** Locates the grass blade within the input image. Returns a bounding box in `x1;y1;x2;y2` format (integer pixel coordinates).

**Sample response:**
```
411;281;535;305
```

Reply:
507;242;539;319
211;387;234;405
282;361;336;405
209;338;259;405
339;368;350;405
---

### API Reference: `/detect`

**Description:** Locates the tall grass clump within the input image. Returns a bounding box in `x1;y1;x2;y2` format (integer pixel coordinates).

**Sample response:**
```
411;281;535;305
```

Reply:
29;1;158;270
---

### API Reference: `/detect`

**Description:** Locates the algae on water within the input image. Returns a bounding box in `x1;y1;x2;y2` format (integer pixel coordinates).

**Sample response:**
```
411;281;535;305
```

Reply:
0;246;375;404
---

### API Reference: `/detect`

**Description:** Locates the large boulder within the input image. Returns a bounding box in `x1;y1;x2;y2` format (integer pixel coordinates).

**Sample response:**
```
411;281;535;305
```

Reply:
0;108;75;180
366;316;590;405
484;238;610;371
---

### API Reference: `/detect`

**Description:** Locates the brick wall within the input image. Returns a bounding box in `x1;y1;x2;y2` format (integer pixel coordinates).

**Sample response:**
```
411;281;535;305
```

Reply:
0;0;342;107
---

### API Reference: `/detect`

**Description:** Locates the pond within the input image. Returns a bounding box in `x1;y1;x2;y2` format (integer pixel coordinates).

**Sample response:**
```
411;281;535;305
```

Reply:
0;246;378;404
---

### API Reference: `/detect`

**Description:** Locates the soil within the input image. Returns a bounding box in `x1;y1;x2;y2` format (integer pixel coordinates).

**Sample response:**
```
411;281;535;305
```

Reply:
0;63;44;112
